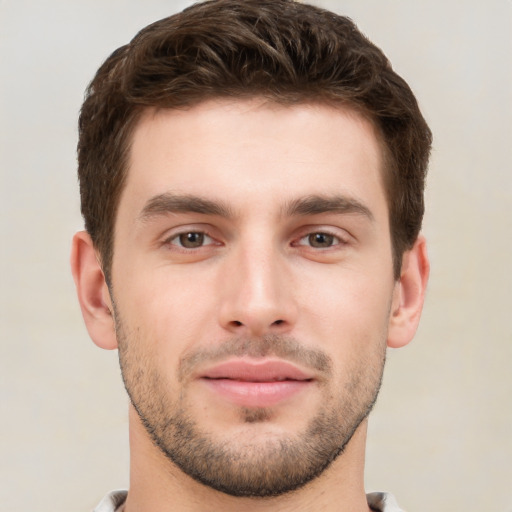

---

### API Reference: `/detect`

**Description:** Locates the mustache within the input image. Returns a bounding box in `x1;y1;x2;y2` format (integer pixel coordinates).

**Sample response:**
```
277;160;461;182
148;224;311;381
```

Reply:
178;335;333;383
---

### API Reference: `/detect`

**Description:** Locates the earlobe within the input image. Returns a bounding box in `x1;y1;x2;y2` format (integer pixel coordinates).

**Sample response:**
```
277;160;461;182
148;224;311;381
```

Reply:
387;235;430;349
70;231;118;350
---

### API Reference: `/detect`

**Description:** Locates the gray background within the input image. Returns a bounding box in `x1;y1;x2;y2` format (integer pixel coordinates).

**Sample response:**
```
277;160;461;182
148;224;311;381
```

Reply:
1;1;511;510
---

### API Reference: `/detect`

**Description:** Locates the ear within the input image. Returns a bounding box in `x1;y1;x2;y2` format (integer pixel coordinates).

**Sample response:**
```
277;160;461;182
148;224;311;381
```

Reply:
70;231;118;350
387;235;430;348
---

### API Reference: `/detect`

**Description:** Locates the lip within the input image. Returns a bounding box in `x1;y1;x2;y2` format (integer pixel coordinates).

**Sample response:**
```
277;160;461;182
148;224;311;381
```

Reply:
199;359;314;408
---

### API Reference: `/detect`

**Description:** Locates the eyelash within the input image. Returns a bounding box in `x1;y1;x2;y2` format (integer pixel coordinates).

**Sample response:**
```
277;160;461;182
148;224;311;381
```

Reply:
163;228;348;251
164;230;217;249
294;231;348;249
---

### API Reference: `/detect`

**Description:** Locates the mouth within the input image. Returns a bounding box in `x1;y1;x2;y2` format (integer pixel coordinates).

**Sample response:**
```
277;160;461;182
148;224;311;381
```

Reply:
198;359;314;408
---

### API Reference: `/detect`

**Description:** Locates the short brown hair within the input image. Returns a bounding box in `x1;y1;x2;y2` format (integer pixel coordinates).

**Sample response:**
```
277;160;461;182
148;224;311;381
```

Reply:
78;0;432;282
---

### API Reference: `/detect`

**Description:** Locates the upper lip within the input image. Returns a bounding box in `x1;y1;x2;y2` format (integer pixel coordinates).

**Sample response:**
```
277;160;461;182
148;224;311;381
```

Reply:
199;359;314;382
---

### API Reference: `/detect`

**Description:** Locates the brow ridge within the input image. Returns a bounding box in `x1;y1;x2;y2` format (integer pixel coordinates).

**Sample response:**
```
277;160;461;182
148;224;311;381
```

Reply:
138;192;374;223
284;194;374;220
139;193;234;221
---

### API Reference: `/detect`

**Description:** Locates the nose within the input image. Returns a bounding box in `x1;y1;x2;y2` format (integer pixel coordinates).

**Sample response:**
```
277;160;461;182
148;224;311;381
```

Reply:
218;243;298;337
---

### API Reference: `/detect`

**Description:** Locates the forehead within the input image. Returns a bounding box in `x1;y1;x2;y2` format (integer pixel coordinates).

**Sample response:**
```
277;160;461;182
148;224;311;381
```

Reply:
121;99;387;220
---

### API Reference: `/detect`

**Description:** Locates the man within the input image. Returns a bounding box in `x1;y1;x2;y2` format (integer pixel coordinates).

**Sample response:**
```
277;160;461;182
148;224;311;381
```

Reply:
71;0;431;510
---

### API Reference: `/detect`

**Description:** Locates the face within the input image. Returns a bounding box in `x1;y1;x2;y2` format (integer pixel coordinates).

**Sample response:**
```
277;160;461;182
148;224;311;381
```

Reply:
111;100;398;496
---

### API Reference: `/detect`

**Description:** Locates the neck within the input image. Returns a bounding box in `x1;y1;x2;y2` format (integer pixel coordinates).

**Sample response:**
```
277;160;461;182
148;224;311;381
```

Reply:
124;406;371;512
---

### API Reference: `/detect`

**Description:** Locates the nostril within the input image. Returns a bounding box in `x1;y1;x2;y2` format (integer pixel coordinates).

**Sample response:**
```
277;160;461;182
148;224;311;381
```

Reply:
273;320;284;326
232;320;243;326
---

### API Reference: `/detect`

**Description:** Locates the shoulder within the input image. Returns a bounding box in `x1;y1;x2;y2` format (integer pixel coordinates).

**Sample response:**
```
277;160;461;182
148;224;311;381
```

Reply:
366;492;405;512
92;490;128;512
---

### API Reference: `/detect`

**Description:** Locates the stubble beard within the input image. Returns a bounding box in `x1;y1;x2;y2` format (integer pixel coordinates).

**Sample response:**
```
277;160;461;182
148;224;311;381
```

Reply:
116;317;387;498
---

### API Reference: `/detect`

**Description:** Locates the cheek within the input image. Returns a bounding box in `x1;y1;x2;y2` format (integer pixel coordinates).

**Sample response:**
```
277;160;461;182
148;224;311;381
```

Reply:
114;267;217;357
300;265;393;350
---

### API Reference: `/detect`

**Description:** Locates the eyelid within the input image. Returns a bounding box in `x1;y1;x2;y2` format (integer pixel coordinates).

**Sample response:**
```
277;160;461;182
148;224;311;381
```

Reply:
292;226;351;247
168;232;214;247
296;234;344;248
161;225;221;248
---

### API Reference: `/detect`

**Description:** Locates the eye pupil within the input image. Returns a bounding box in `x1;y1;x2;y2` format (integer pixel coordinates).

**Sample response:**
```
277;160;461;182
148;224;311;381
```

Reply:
309;233;334;248
179;232;204;248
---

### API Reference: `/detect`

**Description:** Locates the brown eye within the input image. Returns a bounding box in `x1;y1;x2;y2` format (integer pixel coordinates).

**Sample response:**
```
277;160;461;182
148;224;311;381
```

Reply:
178;232;205;248
308;233;335;248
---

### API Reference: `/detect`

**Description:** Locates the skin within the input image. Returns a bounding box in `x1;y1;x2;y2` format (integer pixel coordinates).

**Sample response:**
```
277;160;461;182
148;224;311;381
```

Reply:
71;99;429;511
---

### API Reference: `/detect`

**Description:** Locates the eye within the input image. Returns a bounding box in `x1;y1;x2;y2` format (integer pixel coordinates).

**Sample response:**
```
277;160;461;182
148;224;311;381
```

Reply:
168;231;214;249
296;232;344;249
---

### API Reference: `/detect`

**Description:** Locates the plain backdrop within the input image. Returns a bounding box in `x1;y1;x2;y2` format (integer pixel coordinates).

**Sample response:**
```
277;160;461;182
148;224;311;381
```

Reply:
1;1;511;511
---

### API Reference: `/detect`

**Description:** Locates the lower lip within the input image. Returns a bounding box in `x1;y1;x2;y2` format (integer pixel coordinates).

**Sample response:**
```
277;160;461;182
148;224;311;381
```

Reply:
201;378;311;408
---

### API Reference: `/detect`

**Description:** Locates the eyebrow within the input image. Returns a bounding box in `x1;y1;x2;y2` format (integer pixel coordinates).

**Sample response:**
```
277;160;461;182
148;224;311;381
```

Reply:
284;194;374;221
138;192;374;222
138;193;234;221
